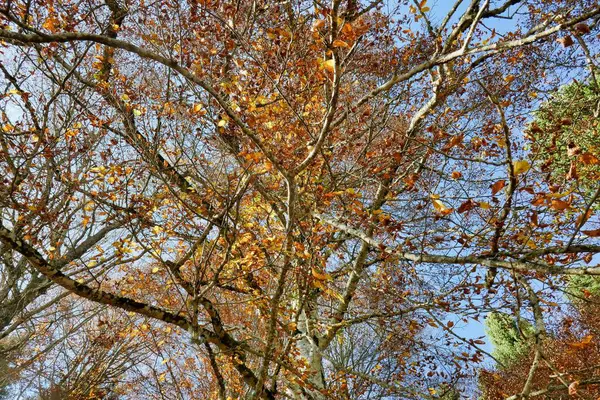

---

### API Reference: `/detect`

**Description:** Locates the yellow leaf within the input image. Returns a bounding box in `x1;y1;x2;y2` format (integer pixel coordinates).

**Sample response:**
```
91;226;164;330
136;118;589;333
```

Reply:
312;268;333;281
479;202;491;209
193;103;204;113
324;287;344;302
152;267;160;273
513;160;530;175
431;195;451;214
217;119;228;127
322;59;335;72
82;216;90;227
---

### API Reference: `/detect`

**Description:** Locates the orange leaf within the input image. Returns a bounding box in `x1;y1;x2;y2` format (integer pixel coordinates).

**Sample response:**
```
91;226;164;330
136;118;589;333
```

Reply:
569;335;593;350
579;153;600;165
313;19;326;30
443;134;463;151
551;199;570;211
582;229;600;238
491;180;506;195
451;171;462;179
332;40;349;48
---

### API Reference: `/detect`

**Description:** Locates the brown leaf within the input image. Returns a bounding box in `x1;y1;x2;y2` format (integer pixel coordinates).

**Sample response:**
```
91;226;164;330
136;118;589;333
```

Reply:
313;19;326;30
529;122;543;134
457;199;476;214
551;199;570;211
443;134;464;151
491;180;506;195
575;23;591;35
557;35;574;47
582;229;600;238
530;211;539;227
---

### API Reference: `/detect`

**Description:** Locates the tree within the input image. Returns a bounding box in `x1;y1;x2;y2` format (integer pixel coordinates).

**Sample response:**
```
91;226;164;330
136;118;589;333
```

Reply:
485;312;534;368
480;290;600;399
1;1;600;399
528;73;600;193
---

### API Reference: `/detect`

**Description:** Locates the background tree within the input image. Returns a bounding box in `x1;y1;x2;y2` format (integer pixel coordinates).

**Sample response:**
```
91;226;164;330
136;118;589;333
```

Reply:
528;72;600;198
484;312;534;368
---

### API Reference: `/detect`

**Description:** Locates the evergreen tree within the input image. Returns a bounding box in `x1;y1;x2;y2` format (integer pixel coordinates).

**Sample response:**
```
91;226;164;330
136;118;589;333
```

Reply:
484;312;534;368
528;74;600;193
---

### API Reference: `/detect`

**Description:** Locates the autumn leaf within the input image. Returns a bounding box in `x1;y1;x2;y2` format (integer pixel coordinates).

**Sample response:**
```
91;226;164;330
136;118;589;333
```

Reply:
443;134;464;151
575;23;591;35
431;195;453;215
566;161;578;180
557;35;574;47
42;16;58;32
568;335;593;350
491;180;506;195
312;19;325;30
322;59;336;72
457;199;476;214
579;153;600;165
478;202;491;210
567;380;579;395
513;160;530;175
550;199;570;211
451;171;462;179
582;229;600;238
312;268;332;281
332;40;349;48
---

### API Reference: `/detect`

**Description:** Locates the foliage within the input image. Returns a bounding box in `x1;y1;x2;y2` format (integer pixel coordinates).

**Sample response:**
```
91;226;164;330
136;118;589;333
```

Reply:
567;274;600;302
480;297;600;399
529;74;600;193
0;1;599;399
485;312;534;368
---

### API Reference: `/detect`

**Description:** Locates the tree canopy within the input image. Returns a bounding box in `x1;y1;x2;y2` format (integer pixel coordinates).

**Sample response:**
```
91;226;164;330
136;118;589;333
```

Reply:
1;1;600;399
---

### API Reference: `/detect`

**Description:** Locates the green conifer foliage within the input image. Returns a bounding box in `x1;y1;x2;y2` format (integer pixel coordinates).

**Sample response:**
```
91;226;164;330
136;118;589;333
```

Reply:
485;312;534;368
528;75;600;193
